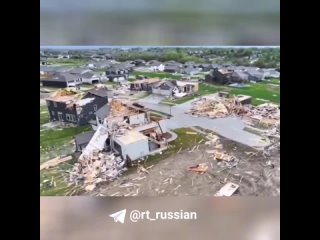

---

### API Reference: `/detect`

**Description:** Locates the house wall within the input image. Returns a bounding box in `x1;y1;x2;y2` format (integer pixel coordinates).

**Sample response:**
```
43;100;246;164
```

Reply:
81;77;101;84
129;113;147;125
115;138;150;161
46;100;78;124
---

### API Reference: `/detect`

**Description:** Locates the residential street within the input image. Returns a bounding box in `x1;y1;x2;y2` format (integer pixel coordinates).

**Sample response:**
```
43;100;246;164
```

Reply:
137;98;268;148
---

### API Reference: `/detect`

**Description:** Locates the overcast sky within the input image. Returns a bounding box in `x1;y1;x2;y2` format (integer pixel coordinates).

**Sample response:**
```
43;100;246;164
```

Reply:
41;0;279;14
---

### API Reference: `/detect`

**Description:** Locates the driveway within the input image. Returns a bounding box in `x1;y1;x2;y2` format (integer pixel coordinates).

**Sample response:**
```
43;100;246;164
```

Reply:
137;99;268;149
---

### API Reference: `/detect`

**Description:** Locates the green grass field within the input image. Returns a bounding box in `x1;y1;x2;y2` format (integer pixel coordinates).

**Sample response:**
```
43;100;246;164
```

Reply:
131;71;183;80
129;128;206;170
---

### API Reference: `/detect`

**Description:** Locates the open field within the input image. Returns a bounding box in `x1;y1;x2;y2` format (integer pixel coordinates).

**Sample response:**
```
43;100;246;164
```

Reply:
132;71;183;80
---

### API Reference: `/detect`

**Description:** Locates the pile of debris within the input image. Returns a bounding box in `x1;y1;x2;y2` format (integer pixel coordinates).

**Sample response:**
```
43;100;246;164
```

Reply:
188;97;280;129
69;151;127;191
187;96;247;119
246;103;280;128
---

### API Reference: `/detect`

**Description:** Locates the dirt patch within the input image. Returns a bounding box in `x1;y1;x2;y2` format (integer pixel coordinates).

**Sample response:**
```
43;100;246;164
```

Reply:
84;133;280;197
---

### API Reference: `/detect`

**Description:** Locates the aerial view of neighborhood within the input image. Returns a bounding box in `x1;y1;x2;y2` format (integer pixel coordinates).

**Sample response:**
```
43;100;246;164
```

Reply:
40;46;280;197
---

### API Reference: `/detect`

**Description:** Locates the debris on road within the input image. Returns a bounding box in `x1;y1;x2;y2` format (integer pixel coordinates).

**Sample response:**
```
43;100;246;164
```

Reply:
187;96;280;129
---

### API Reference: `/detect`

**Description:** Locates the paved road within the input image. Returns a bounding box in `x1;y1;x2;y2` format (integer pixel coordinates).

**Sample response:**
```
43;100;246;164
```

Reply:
137;99;268;149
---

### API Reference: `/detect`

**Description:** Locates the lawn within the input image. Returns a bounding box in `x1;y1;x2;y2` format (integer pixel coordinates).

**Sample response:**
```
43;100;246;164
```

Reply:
132;128;206;169
47;59;87;67
131;71;183;80
40;105;92;196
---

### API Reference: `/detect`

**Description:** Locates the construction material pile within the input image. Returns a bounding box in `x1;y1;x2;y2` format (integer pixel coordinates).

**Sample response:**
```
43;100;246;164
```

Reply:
69;151;127;191
187;97;247;119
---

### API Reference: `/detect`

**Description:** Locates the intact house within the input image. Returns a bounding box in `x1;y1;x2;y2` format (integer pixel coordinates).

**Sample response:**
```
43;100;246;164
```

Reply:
79;72;101;84
262;69;280;79
163;61;183;73
246;69;265;82
105;67;129;82
180;66;201;75
45;88;109;126
68;68;91;75
41;72;81;88
130;78;161;92
133;59;146;66
87;60;115;69
145;60;165;72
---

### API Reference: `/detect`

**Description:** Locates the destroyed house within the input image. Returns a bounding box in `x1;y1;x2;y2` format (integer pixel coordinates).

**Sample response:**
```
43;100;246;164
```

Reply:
164;64;181;73
41;72;81;88
106;100;150;128
130;78;161;91
152;80;177;96
175;81;199;93
46;89;109;126
205;68;234;84
111;120;168;161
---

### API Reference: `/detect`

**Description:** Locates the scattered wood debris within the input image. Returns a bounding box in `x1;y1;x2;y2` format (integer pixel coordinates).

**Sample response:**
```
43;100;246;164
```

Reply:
40;156;73;171
188;163;209;174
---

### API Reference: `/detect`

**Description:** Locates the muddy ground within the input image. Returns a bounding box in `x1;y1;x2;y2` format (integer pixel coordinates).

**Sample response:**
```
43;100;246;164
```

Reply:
85;133;280;197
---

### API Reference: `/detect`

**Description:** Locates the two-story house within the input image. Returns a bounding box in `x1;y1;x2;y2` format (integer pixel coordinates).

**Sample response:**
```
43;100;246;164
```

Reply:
46;88;109;126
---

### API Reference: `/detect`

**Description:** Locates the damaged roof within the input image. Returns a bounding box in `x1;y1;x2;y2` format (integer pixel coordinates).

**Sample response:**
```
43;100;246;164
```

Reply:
95;103;111;119
87;88;109;98
41;72;78;82
116;130;148;145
